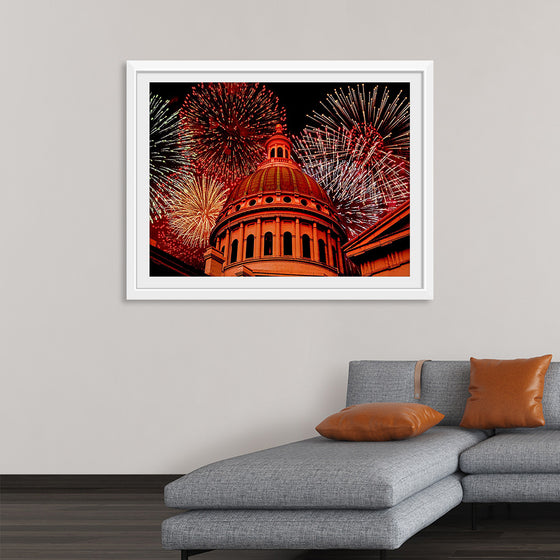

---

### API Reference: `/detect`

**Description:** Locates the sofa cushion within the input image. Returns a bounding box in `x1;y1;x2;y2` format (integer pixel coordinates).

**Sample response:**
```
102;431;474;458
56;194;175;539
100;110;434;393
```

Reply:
347;361;471;425
165;426;485;510
462;473;560;502
315;402;444;441
459;356;551;429
542;362;560;428
460;430;560;474
347;360;560;428
162;474;463;551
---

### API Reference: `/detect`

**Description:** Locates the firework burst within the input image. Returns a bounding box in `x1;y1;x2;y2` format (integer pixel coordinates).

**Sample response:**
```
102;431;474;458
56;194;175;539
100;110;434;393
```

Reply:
150;93;192;222
295;129;380;237
180;83;285;186
167;175;228;248
294;131;409;238
294;85;410;238
310;84;410;158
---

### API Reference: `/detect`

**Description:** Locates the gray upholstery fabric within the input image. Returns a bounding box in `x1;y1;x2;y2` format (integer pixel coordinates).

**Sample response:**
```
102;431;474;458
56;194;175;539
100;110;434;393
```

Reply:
347;360;560;427
165;426;484;510
541;362;560;428
347;361;417;404
462;474;560;502
162;474;463;551
460;430;560;474
347;361;471;425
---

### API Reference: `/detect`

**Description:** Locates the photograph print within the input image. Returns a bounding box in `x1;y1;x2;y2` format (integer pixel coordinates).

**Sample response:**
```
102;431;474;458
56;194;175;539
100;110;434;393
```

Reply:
127;61;432;299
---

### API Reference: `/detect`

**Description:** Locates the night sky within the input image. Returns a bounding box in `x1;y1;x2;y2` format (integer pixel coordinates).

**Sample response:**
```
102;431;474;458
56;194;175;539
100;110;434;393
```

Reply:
150;81;409;135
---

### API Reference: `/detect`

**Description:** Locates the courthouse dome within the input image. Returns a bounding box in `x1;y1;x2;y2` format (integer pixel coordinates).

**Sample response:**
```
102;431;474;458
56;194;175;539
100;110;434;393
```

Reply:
228;164;332;205
205;125;346;278
224;124;333;209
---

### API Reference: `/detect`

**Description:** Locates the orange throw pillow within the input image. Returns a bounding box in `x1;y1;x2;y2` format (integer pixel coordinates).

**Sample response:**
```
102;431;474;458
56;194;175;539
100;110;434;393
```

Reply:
316;402;445;442
460;355;552;429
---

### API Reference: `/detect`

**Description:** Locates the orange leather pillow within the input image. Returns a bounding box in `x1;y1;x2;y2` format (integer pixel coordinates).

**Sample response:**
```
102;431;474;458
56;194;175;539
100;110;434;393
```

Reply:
460;355;552;429
316;402;445;442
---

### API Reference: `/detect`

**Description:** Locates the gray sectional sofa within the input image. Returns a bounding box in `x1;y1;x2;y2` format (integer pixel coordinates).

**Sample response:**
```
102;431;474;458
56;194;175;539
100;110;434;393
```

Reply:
162;360;560;559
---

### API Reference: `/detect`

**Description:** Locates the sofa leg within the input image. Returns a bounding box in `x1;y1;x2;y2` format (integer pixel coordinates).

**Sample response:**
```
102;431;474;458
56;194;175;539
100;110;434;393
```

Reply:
180;551;211;559
471;503;477;530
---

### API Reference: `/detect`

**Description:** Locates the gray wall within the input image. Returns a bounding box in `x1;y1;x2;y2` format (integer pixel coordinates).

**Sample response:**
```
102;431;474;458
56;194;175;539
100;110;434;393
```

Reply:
2;0;559;474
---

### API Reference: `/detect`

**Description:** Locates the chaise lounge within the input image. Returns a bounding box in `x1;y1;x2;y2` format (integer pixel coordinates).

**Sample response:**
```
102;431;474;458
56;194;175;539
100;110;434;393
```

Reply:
162;359;560;558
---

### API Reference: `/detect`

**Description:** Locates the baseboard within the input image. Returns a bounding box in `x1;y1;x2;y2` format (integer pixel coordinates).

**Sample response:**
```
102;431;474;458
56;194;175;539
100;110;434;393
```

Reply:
0;474;182;491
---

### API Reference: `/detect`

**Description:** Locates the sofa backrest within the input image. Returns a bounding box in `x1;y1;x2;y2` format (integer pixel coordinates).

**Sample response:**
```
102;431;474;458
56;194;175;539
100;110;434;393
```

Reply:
347;360;560;428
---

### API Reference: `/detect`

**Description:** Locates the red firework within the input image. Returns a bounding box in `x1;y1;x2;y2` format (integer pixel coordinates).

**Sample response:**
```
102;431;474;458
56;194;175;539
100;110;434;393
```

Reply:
180;83;285;187
150;216;206;269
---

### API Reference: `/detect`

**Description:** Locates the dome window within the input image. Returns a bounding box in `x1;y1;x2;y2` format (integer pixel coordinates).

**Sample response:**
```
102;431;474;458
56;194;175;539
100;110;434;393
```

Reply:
316;204;322;211
318;240;327;264
277;147;283;158
283;232;293;256
249;199;256;206
283;196;291;203
302;235;311;259
230;239;239;263
332;246;338;268
235;204;241;211
264;232;273;256
271;148;276;157
245;235;255;259
300;199;308;206
265;196;274;203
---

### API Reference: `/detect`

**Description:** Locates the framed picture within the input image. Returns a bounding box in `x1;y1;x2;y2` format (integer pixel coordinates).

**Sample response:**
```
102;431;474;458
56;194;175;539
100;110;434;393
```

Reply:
127;60;433;300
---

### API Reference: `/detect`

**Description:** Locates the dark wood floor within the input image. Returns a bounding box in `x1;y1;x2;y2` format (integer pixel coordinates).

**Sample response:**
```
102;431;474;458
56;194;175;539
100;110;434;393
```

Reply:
1;489;559;559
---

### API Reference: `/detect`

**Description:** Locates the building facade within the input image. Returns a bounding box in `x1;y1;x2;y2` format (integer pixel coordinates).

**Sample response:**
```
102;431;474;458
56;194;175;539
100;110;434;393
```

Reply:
204;125;347;277
342;201;410;277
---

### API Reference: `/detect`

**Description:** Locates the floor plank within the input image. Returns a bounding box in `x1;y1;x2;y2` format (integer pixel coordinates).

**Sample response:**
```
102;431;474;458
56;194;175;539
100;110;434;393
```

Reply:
1;491;559;559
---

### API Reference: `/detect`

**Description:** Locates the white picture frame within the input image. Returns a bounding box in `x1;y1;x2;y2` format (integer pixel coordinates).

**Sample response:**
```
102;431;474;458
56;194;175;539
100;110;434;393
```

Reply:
127;60;433;300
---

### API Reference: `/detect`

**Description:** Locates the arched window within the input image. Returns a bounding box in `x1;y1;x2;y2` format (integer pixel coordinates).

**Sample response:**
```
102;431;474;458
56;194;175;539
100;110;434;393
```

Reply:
277;147;283;157
264;232;273;256
283;232;293;256
271;148;276;158
318;239;327;264
331;246;338;268
245;235;255;259
230;239;238;263
302;234;311;259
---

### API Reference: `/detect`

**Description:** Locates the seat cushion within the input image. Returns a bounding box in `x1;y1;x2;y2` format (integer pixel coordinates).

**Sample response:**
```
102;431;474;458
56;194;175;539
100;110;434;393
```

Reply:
460;430;560;474
165;426;485;510
462;474;560;502
162;474;463;551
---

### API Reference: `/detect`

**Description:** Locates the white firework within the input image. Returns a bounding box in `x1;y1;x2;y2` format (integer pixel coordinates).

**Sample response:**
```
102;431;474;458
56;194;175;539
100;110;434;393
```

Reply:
167;175;227;248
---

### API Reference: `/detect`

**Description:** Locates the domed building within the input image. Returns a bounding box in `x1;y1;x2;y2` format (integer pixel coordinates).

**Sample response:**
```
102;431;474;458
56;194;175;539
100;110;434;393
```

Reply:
204;125;347;277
